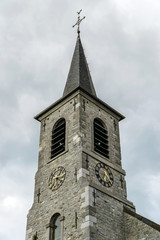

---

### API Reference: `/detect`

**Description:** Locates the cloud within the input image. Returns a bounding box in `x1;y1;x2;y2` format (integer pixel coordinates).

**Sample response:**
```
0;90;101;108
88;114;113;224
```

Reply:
128;170;160;223
0;160;35;240
0;1;160;240
0;91;47;155
147;173;160;218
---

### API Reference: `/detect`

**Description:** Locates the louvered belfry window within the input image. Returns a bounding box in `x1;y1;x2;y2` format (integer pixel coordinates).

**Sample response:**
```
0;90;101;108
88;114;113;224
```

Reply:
51;118;66;159
94;118;109;158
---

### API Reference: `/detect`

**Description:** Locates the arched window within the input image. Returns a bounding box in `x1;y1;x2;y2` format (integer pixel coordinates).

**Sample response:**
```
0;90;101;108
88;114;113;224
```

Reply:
51;118;66;159
49;213;61;240
94;118;109;158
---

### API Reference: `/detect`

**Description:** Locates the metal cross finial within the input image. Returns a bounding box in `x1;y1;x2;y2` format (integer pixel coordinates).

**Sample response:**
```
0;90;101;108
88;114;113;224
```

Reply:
72;9;85;37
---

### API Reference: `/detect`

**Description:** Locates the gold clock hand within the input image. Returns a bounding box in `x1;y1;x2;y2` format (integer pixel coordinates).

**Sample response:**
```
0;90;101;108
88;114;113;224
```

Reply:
53;175;58;180
57;172;65;178
53;178;57;187
104;174;107;182
53;172;65;179
104;170;112;185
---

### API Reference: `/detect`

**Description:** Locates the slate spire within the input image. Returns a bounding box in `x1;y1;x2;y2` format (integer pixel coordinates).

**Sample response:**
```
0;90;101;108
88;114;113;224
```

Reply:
63;36;97;97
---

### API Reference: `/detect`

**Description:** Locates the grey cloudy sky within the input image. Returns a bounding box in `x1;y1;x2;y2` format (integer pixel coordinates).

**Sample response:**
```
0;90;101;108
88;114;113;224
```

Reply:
0;0;160;239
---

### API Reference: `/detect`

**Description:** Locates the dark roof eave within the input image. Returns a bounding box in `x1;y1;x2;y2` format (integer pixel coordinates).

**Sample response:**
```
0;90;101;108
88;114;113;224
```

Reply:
34;87;125;121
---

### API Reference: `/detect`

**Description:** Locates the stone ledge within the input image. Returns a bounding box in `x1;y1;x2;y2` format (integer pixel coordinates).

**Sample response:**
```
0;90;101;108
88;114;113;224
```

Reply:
89;181;135;209
82;149;126;175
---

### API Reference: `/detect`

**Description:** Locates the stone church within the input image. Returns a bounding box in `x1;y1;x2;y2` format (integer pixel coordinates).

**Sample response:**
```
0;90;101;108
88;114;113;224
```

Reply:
25;29;160;239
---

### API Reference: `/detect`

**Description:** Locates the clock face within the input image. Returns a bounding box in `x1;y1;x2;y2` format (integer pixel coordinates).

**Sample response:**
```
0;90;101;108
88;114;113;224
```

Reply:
95;162;114;187
48;166;66;191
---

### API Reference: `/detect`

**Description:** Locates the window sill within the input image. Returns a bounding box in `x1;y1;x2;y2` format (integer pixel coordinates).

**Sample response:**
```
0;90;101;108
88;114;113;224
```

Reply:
47;149;68;164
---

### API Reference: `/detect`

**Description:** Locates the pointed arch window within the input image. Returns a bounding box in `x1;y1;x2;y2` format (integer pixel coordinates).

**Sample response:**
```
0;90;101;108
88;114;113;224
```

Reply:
94;118;109;158
51;118;66;159
49;213;62;240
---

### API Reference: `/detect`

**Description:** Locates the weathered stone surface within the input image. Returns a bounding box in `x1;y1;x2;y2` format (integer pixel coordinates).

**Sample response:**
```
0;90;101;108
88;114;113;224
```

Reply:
124;210;160;240
25;88;135;240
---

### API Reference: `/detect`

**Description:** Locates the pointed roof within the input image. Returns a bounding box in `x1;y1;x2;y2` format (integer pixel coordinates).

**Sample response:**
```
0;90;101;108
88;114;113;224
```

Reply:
34;35;125;122
63;36;97;97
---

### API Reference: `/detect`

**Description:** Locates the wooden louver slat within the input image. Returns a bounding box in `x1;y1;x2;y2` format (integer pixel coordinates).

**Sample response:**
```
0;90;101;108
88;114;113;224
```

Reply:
94;118;109;159
51;118;66;159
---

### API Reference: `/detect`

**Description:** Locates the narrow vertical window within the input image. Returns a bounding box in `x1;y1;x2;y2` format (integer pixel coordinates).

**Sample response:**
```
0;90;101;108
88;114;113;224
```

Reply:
94;118;109;158
54;215;61;240
51;118;66;159
49;213;62;240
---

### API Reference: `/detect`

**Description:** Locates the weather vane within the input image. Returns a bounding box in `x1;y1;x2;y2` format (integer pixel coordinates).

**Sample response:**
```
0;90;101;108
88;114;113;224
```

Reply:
72;9;85;37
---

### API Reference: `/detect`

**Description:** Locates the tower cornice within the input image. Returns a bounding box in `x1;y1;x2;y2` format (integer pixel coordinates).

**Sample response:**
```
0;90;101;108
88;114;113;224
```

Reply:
34;87;125;121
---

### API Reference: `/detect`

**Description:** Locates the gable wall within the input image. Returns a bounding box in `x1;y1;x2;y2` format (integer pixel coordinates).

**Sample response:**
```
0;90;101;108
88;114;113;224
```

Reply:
124;212;160;240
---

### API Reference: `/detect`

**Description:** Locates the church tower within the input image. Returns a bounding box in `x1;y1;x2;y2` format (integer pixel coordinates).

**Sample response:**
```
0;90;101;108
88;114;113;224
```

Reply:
25;15;160;240
25;33;135;239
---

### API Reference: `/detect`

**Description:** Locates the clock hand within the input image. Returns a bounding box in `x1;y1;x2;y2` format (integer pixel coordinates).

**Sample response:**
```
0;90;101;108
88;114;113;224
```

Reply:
57;172;65;178
53;172;65;179
53;178;57;187
53;175;58;180
104;174;107;182
104;170;112;185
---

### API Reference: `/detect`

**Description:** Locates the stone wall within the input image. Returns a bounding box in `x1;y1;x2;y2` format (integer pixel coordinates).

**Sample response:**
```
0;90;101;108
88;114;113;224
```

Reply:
124;208;160;240
26;91;90;240
26;89;136;240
